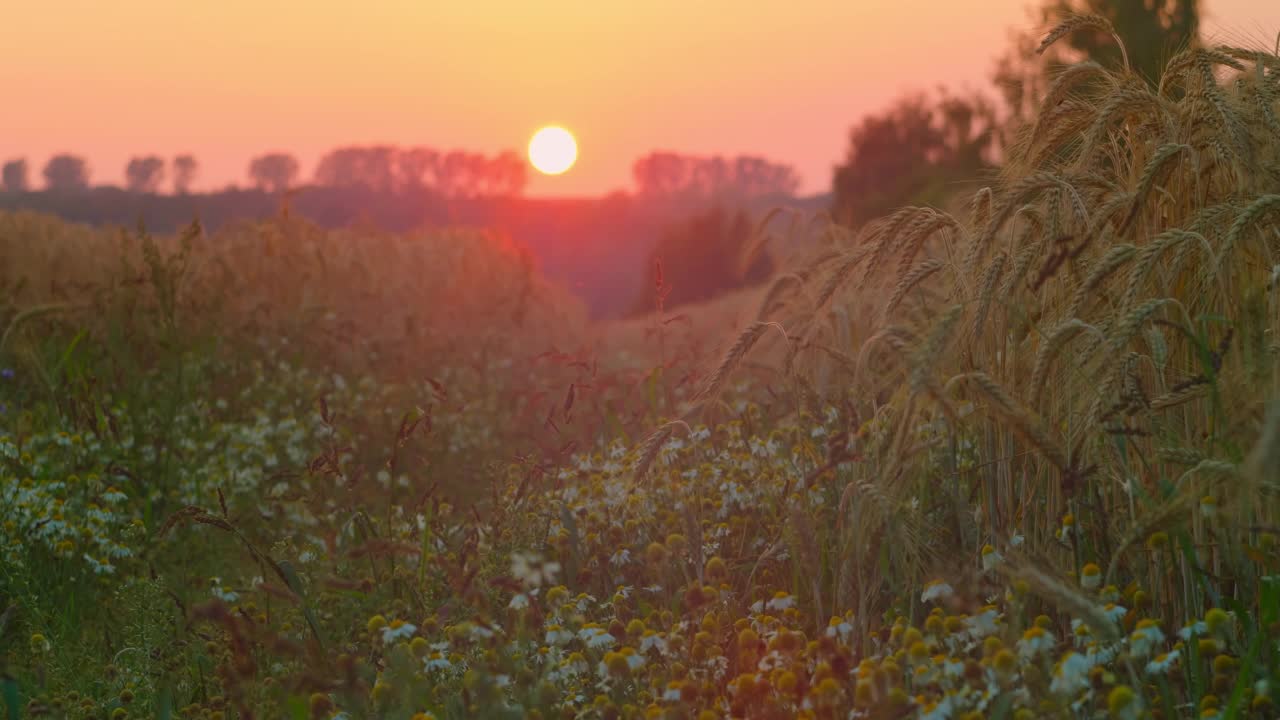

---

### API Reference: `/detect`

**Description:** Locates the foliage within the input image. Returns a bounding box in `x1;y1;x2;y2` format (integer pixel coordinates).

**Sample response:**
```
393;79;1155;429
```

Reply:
632;153;800;200
1;159;28;193
247;153;300;193
124;156;166;194
831;90;997;226
314;146;527;198
41;155;90;192
172;155;198;195
634;206;775;314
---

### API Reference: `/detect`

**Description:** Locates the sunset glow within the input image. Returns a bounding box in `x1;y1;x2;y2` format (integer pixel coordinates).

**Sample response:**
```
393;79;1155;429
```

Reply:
528;126;578;176
1;1;1277;195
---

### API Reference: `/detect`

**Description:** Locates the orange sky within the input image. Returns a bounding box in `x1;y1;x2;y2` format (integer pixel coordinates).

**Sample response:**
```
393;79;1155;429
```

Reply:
3;1;1277;196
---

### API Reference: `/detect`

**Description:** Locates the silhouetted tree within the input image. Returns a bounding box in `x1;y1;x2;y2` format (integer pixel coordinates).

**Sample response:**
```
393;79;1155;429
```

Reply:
732;156;801;197
438;151;476;197
634;206;774;313
248;153;300;193
314;146;397;193
993;0;1199;130
125;155;166;193
172;154;198;194
42;154;91;191
632;152;798;198
832;90;996;225
1;159;27;192
486;151;528;197
632;152;691;196
397;147;438;192
313;145;527;197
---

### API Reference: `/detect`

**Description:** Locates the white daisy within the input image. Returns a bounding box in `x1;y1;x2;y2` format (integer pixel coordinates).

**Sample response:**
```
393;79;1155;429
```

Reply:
381;620;417;644
1128;621;1165;657
1145;649;1179;676
1049;652;1092;696
921;580;954;604
765;593;795;611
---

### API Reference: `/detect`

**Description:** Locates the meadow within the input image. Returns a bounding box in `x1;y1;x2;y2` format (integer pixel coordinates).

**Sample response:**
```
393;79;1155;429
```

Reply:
2;18;1280;719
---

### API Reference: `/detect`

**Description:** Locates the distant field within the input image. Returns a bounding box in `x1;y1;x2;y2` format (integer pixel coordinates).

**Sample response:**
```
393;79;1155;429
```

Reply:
0;188;830;322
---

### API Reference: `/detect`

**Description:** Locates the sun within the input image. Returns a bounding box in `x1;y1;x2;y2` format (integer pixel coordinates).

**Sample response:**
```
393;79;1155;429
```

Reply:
528;126;577;176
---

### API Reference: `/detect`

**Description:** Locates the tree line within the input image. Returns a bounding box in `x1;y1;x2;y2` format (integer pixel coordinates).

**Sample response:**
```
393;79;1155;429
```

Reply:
631;152;800;199
0;147;531;197
1;146;806;200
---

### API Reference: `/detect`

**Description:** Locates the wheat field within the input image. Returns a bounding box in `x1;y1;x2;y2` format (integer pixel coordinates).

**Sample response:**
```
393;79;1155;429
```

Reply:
2;17;1280;720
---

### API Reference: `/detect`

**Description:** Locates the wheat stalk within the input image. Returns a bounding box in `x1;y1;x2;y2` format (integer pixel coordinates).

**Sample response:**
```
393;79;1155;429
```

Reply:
1119;229;1209;311
1219;195;1280;269
862;207;932;288
1028;320;1104;406
1120;144;1191;234
1037;14;1130;74
1108;298;1178;357
884;259;946;321
691;321;786;409
911;304;963;393
1041;61;1110;112
814;244;876;310
970;253;1007;338
952;371;1071;473
896;212;959;280
1083;83;1168;164
1066;243;1136;318
631;422;684;484
1149;383;1210;411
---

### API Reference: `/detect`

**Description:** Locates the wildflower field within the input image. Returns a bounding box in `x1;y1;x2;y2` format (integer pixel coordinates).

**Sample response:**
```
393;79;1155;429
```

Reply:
3;19;1280;720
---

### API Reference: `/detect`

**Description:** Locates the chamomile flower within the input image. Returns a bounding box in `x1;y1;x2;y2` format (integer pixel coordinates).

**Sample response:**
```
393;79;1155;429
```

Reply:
1103;603;1128;624
1128;619;1164;657
578;625;616;649
980;544;1002;571
1017;626;1055;660
1080;562;1102;589
83;555;116;574
966;606;1000;639
545;625;574;646
826;616;854;642
210;577;240;603
1145;649;1180;675
766;591;795;611
921;580;954;604
1049;651;1092;696
381;620;417;644
511;551;560;588
424;652;452;671
639;631;669;654
1057;513;1075;540
101;487;127;503
1200;494;1218;518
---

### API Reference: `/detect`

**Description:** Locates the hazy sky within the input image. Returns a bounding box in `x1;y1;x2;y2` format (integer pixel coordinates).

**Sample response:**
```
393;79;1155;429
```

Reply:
3;1;1278;195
